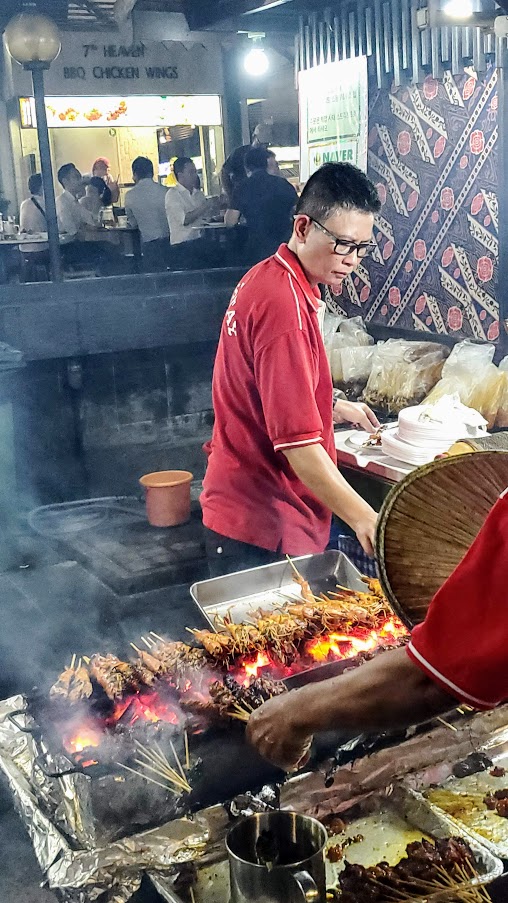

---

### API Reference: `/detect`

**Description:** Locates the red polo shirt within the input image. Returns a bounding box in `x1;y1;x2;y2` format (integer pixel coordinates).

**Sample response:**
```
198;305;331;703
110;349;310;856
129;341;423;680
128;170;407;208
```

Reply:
201;244;335;555
408;489;508;709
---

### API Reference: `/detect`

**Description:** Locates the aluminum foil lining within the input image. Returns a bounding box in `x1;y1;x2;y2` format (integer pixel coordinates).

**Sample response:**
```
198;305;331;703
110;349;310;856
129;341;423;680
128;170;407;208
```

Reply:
3;688;508;903
0;695;222;902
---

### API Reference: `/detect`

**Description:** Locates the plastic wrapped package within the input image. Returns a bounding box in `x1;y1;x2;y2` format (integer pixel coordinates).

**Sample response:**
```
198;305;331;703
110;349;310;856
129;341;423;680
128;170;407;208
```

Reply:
496;357;508;428
328;317;374;395
339;316;373;347
425;340;502;429
362;340;449;414
340;345;376;399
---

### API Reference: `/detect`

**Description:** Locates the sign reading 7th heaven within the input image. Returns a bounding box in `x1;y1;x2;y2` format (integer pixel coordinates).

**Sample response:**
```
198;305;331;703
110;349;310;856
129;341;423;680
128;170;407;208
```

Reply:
298;58;368;181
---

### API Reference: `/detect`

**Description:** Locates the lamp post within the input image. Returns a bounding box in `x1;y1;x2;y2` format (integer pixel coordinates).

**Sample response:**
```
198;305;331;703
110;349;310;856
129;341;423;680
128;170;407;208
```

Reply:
5;12;62;282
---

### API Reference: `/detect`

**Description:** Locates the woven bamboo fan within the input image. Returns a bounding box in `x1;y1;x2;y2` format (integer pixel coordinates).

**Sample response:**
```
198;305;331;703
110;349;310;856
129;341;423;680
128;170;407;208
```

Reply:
376;451;508;629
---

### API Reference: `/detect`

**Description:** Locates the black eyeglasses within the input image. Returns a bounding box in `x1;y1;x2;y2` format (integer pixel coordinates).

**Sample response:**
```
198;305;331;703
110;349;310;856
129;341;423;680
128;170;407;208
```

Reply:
309;217;376;259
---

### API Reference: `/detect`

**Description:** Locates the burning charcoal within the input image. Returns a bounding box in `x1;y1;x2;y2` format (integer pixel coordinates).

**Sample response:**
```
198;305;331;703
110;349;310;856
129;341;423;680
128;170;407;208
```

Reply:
452;751;492;778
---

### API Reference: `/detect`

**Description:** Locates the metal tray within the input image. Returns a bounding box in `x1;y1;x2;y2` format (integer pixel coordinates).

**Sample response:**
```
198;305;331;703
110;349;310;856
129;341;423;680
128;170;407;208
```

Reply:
190;550;366;629
408;726;508;859
148;785;502;902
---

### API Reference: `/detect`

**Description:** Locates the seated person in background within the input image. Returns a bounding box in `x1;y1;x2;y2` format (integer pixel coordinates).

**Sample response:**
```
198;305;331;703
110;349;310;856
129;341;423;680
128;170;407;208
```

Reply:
220;122;272;205
19;173;48;254
165;157;219;267
91;157;120;204
56;163;122;276
124;156;170;272
225;147;298;264
79;176;112;224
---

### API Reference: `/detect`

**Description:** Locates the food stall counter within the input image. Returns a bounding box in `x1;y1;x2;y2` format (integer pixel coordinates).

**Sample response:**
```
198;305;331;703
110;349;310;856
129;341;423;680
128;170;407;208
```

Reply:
335;428;415;485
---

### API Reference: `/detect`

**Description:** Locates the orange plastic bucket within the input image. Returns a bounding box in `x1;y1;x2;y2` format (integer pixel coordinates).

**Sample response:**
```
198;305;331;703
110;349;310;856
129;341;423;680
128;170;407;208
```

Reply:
139;470;193;527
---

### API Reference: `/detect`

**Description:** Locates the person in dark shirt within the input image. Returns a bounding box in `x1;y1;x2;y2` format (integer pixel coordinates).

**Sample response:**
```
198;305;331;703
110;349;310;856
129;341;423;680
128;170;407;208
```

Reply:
225;147;298;264
220;122;272;204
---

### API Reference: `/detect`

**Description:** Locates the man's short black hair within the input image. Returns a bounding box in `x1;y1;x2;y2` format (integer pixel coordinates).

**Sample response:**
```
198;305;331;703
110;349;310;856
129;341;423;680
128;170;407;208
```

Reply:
296;162;381;221
245;146;270;173
57;163;78;188
173;157;193;180
132;156;154;180
28;173;43;195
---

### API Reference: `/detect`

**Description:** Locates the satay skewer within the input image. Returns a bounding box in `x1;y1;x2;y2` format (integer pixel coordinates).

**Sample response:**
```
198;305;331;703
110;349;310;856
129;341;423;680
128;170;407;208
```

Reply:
117;762;179;795
169;740;188;783
70;654;76;670
184;731;190;770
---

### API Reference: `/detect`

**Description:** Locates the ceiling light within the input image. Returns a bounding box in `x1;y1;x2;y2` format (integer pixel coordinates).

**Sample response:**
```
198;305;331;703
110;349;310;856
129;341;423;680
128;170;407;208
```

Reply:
244;34;269;77
443;0;474;18
244;46;269;76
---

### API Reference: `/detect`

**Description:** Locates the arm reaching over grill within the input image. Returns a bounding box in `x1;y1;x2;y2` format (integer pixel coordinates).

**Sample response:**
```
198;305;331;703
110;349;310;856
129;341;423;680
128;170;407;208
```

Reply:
246;645;454;771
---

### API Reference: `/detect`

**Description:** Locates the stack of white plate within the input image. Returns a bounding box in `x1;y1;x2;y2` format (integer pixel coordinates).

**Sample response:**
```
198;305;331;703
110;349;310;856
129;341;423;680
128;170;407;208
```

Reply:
381;427;450;465
381;401;488;466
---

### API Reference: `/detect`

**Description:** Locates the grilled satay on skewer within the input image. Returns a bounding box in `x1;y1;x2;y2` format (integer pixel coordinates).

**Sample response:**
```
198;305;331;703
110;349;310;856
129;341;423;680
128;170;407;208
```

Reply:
209;675;287;721
50;657;93;703
89;654;141;701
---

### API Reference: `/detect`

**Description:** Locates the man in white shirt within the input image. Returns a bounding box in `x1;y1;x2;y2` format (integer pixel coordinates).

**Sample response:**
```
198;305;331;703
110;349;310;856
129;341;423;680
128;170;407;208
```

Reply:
19;174;47;254
56;163;119;275
124;156;170;272
165;158;220;268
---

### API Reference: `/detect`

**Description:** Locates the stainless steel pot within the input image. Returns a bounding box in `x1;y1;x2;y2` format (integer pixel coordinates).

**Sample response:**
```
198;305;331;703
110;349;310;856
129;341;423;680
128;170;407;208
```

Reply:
226;811;327;903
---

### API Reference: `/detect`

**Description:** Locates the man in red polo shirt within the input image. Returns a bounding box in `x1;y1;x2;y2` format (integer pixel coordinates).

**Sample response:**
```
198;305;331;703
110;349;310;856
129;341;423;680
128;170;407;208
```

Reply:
201;163;381;576
247;489;508;771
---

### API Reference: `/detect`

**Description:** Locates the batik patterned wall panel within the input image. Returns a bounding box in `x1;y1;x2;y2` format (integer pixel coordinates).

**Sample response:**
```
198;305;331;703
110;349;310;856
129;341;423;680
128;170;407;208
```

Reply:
336;66;499;340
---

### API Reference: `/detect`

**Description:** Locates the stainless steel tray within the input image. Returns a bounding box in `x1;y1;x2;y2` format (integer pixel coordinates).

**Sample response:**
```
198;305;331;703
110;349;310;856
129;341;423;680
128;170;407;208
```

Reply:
407;726;508;859
148;785;503;903
190;550;366;629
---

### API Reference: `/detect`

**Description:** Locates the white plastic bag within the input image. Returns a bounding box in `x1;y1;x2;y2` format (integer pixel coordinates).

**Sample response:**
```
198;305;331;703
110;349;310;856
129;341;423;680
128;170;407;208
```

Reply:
362;340;448;414
425;340;502;429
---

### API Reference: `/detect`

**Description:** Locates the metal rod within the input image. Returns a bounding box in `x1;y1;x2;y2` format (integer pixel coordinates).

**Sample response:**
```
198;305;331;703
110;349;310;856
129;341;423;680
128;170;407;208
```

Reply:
310;12;318;69
318;20;325;66
304;24;311;71
333;16;340;62
30;64;62;282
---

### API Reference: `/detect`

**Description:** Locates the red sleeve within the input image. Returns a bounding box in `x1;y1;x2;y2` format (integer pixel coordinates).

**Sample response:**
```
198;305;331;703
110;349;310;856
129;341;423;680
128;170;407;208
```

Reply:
254;329;324;452
407;491;508;709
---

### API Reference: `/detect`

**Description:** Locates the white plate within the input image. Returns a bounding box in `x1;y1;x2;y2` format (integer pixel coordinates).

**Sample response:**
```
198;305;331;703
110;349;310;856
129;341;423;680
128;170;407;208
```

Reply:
346;431;372;449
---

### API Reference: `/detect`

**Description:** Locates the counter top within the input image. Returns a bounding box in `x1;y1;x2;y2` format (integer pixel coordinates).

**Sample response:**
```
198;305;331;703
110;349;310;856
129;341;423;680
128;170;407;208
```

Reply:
335;427;415;484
